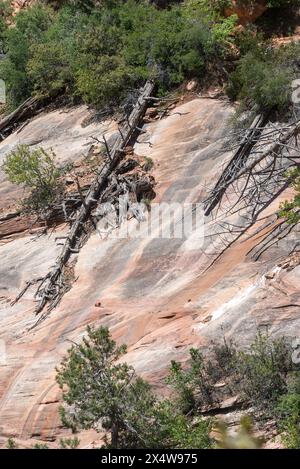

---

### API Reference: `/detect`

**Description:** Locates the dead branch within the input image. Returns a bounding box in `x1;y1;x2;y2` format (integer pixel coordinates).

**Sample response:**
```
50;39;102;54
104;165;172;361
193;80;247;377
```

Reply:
0;96;44;140
204;112;270;216
14;80;155;320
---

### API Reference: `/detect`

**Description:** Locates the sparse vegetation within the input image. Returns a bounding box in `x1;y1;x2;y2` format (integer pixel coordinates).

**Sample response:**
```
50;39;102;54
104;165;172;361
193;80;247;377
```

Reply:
276;376;300;448
143;156;154;172
56;325;212;449
2;144;63;212
167;332;295;415
279;168;300;225
227;41;300;115
6;437;18;449
56;326;300;448
33;443;49;449
59;437;80;449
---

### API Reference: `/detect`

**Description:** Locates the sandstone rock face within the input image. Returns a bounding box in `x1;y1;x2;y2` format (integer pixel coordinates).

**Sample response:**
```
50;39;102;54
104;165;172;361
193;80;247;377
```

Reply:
0;98;299;447
225;0;268;25
0;106;117;212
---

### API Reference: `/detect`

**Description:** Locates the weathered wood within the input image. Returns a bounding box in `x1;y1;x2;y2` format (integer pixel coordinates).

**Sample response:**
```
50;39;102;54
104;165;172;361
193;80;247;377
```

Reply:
202;113;300;271
0;96;42;140
31;80;155;317
204;112;270;216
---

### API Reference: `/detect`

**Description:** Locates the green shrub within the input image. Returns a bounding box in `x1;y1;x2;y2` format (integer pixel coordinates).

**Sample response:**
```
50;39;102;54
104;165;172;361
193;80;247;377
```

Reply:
231;332;293;409
27;6;88;101
279;168;300;225
276;375;300;448
0;1;11;54
1;0;237;110
227;42;299;113
121;2;213;89
155;400;212;449
33;443;49;449
2;0;298;111
167;332;295;415
59;437;80;449
167;348;215;413
56;325;212;449
6;438;18;449
2;144;62;212
0;4;54;108
56;325;158;448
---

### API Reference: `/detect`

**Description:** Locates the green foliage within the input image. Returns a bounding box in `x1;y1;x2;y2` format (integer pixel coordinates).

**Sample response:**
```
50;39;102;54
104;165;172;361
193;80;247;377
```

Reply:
2;1;298;112
215;416;264;449
1;0;237;109
231;332;293;409
56;325;212;449
167;348;215;413
120;1;212;89
0;4;54;108
59;437;80;449
156;400;212;449
33;443;49;449
186;0;299;16
143;156;154;172
227;42;300;113
0;1;11;54
167;332;294;415
6;438;18;449
279;168;300;224
276;375;300;448
56;326;156;448
2;144;62;212
56;325;300;448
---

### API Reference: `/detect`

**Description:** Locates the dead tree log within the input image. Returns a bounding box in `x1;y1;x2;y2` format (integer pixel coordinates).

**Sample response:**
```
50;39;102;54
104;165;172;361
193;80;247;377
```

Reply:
200;112;300;271
204;112;270;216
25;80;155;319
0;96;43;140
205;117;300;218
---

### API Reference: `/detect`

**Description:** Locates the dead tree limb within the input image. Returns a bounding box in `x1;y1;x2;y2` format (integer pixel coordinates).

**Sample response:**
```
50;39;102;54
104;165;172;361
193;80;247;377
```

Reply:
205;117;300;217
201;112;300;268
204;112;270;216
18;80;155;318
0;96;44;140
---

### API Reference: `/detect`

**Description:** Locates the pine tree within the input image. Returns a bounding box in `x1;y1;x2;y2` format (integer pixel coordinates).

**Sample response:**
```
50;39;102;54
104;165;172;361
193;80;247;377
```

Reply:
56;326;159;448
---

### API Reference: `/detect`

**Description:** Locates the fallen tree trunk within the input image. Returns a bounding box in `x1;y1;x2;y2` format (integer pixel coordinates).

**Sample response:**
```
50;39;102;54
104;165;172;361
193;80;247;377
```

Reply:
0;96;42;140
26;80;155;319
204;112;269;216
230;119;300;181
202;113;300;268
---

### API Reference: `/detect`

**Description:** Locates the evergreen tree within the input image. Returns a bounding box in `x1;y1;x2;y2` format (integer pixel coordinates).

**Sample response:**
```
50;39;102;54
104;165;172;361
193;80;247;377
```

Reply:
56;326;212;449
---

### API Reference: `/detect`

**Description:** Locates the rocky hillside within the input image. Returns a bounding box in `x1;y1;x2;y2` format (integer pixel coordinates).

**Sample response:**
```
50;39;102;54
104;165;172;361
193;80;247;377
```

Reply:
1;0;300;449
0;91;299;447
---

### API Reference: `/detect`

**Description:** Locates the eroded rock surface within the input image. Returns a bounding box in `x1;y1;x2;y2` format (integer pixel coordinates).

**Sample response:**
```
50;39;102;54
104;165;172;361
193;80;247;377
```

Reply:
225;0;267;24
0;98;299;447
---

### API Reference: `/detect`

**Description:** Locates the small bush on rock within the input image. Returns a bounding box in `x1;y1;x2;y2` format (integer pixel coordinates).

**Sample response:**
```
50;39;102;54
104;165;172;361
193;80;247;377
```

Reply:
2;144;63;212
